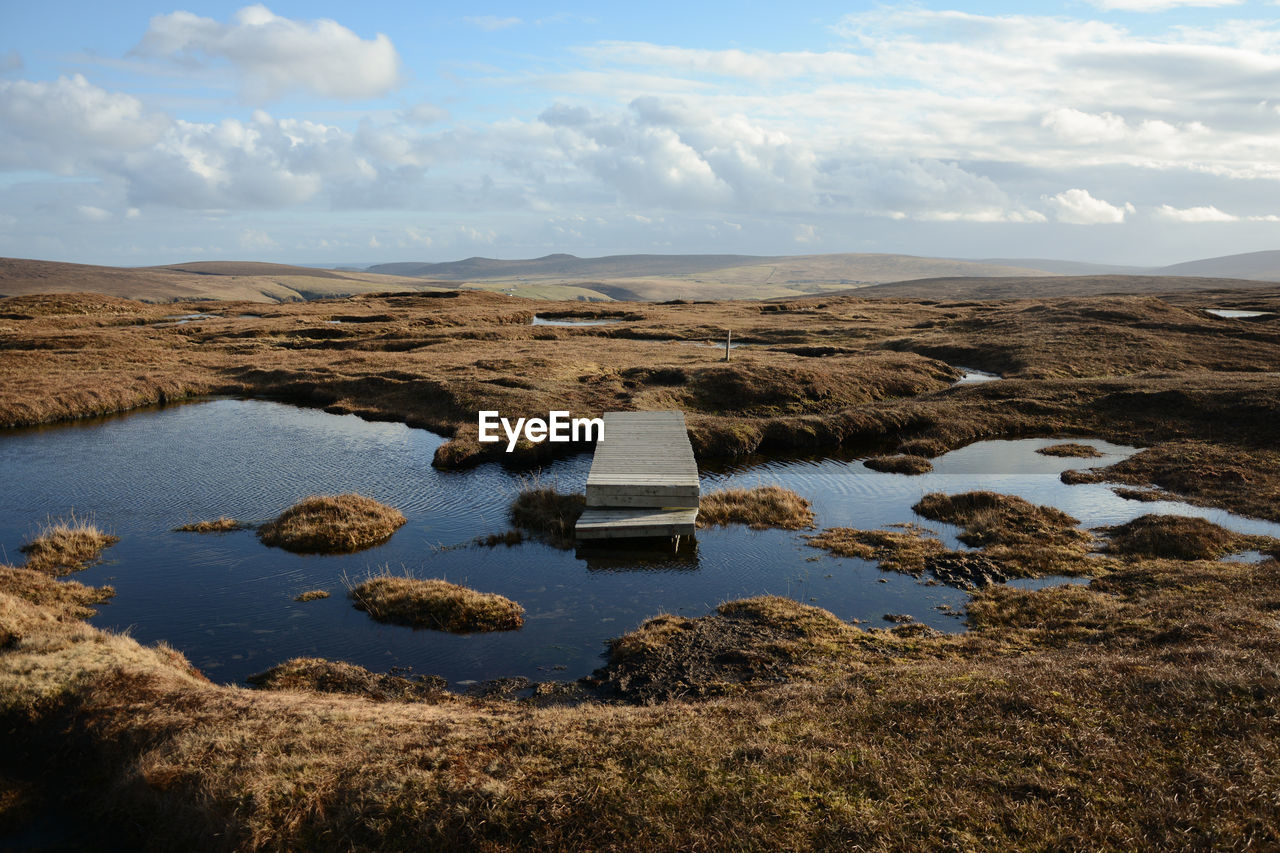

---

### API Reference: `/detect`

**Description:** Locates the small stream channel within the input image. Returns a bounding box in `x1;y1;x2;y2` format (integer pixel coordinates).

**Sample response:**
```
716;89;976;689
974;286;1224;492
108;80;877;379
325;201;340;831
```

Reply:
3;399;1276;687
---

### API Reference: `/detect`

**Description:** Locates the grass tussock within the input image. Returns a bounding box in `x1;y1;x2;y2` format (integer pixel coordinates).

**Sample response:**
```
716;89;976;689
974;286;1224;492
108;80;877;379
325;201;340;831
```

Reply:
247;657;448;702
863;454;933;474
258;494;405;553
294;589;330;602
1101;514;1276;561
912;491;1096;576
806;526;947;574
598;595;873;702
349;574;524;633
19;517;118;575
509;485;584;549
913;491;1086;550
174;517;242;533
697;485;814;530
1037;442;1102;458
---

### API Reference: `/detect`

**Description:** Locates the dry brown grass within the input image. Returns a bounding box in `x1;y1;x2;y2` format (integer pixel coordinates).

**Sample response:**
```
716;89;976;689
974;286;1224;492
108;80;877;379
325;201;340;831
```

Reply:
18;517;118;575
863;453;933;474
0;563;113;620
247;657;448;702
697;485;814;530
294;589;330;602
258;494;405;553
1037;442;1102;458
1101;514;1277;561
508;485;584;548
914;491;1087;549
912;491;1097;577
806;526;947;574
349;574;524;632
175;516;243;533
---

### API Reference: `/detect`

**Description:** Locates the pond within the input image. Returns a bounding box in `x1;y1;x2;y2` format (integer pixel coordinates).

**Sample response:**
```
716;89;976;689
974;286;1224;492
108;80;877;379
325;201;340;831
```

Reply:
1205;308;1272;319
3;400;1277;688
953;367;1002;384
531;316;621;326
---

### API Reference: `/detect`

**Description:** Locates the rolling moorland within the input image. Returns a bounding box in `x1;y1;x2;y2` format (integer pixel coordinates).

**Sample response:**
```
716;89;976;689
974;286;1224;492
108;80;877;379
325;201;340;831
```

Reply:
2;260;1280;848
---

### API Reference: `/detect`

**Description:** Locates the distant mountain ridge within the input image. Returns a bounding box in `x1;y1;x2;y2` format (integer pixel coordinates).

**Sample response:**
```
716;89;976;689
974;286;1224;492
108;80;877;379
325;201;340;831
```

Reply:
1154;250;1280;281
367;253;779;279
366;252;1057;283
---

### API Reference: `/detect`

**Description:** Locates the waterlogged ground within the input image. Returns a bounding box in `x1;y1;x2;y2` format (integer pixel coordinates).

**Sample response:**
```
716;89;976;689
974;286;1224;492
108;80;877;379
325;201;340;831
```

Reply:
3;399;1279;687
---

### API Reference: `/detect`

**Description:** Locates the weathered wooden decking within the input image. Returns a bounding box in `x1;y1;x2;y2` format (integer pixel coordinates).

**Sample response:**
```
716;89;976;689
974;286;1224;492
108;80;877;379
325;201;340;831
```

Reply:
575;411;699;540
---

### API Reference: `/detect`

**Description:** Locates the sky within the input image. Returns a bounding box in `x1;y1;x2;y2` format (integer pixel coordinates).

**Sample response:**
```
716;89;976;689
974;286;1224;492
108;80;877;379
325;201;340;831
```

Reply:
1;1;1279;267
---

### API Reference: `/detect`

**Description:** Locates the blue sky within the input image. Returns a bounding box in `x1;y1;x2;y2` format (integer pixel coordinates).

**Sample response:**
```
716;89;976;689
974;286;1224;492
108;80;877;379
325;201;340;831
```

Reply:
2;1;1279;266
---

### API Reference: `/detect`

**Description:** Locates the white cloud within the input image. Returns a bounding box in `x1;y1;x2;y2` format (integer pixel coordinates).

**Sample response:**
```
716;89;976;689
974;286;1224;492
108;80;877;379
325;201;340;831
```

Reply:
794;224;817;243
0;75;168;172
403;226;433;246
466;16;522;31
1046;189;1135;224
77;205;112;222
133;5;401;101
1041;108;1129;144
1154;204;1237;222
1086;0;1242;10
239;227;276;248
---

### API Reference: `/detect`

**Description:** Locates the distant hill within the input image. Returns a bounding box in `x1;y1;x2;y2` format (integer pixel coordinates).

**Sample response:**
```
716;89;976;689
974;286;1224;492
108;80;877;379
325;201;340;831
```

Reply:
847;274;1280;301
1153;250;1280;281
149;261;350;279
366;252;1057;294
976;258;1148;276
0;258;438;303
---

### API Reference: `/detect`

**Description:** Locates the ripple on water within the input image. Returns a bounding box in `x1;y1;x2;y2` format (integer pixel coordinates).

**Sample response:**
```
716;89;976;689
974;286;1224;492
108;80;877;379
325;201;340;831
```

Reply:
3;403;1277;687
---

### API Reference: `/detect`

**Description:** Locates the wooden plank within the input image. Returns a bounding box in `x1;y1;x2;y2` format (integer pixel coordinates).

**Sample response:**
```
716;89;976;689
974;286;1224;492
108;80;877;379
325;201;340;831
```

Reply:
585;490;699;508
575;507;698;539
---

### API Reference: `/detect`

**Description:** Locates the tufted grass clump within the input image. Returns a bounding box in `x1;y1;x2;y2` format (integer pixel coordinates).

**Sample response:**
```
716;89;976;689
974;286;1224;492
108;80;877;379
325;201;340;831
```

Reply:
697;485;814;530
258;494;405;553
349;573;524;633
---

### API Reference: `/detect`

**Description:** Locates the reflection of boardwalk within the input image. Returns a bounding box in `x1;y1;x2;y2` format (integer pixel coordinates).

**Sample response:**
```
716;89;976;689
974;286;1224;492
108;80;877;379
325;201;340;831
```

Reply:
575;411;699;540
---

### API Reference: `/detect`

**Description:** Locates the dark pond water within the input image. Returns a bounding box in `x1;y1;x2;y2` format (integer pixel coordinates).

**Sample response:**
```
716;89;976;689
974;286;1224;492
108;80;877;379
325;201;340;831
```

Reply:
4;399;1278;688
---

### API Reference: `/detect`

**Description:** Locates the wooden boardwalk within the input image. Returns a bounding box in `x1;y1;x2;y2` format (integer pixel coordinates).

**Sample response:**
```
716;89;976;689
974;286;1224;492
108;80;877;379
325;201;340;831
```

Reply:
575;411;699;540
